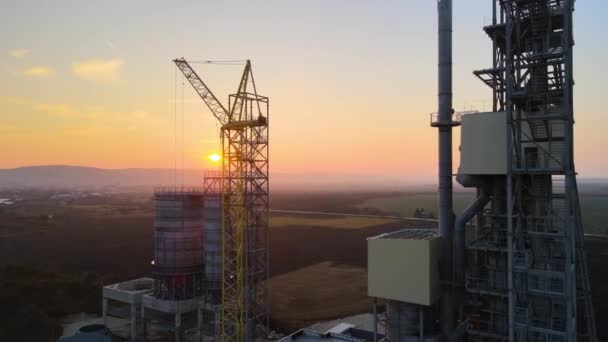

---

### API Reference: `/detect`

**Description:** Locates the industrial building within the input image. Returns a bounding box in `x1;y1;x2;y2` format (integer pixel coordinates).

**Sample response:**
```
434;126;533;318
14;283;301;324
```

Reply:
367;0;597;341
368;229;442;341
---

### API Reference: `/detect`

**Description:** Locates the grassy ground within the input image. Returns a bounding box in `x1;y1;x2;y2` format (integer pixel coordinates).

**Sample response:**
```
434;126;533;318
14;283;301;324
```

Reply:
359;192;475;217
270;215;398;229
270;261;370;333
361;192;608;235
579;195;608;235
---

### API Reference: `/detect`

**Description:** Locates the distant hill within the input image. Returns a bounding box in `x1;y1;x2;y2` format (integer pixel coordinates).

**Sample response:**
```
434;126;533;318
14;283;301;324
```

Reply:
0;165;203;189
0;165;434;192
0;165;606;192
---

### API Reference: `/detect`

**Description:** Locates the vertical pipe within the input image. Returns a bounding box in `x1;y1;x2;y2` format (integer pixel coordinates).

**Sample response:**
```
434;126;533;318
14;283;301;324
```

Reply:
419;306;424;342
438;0;454;337
130;303;137;340
563;0;575;340
504;2;515;341
265;99;271;336
102;298;108;328
176;313;182;342
142;307;146;342
373;298;378;342
492;0;498;112
200;308;203;342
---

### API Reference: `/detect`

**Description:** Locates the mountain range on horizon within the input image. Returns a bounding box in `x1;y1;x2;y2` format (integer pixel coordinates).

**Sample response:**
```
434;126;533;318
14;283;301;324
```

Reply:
1;165;607;192
0;165;434;191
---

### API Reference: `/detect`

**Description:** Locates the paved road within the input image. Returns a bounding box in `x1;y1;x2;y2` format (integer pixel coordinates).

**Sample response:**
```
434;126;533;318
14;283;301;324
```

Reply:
270;209;438;222
269;209;608;238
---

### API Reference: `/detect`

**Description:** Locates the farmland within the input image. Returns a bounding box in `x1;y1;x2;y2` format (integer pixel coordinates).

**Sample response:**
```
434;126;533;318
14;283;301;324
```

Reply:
270;262;370;332
361;191;608;235
270;215;399;230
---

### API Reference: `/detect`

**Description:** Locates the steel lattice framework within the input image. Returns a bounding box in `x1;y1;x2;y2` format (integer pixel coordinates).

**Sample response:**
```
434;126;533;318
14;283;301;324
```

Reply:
222;89;269;342
174;58;269;342
465;1;597;341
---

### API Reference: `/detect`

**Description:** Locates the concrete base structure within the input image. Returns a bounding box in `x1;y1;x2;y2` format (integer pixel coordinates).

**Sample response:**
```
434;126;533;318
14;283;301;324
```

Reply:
103;278;223;341
103;278;154;341
198;303;220;342
142;294;200;342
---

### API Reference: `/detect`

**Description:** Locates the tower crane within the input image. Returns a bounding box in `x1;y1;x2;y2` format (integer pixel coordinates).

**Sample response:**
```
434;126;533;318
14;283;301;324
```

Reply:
173;58;269;342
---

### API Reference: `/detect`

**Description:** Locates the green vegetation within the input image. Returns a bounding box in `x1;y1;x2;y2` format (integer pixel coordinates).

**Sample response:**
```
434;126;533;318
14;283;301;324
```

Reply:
0;266;110;342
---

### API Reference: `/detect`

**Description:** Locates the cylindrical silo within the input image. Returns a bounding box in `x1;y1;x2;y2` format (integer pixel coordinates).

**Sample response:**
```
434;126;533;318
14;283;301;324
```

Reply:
153;189;204;300
203;192;222;299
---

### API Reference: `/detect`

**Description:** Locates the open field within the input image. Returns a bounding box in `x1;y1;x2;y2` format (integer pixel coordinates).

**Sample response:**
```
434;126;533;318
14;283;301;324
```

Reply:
270;215;399;229
359;192;475;217
361;192;608;235
270;261;370;332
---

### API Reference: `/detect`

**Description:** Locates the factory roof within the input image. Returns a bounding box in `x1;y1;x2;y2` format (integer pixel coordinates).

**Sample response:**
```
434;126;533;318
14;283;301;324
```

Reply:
278;329;367;342
153;187;205;195
369;228;440;240
104;277;153;293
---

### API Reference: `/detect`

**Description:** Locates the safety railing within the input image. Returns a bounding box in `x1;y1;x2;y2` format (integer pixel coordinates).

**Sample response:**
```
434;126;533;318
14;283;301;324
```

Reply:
154;186;205;195
430;111;463;127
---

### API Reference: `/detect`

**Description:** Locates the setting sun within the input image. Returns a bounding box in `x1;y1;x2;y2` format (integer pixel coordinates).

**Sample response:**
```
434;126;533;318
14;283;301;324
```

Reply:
208;153;221;162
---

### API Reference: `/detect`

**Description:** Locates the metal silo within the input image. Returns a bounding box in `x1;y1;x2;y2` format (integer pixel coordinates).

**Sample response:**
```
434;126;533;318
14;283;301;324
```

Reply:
203;194;221;294
202;174;222;302
153;188;204;300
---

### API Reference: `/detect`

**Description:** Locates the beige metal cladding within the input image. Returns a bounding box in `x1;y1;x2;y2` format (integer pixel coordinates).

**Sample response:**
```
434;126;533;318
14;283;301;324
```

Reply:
459;111;507;175
367;235;441;306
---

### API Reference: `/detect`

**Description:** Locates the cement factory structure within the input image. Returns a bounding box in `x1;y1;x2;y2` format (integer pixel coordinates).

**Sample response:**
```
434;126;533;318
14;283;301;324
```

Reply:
96;0;598;341
368;0;597;341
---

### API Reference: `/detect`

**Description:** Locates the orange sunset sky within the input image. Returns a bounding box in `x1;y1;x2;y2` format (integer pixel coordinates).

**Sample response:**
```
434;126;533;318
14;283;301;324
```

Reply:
2;0;607;183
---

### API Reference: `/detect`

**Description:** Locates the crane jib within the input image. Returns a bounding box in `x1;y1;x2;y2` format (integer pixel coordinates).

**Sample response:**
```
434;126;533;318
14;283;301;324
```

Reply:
173;58;230;126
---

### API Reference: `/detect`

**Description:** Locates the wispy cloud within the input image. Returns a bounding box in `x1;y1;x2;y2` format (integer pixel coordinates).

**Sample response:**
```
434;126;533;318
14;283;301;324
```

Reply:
4;97;148;124
9;49;30;58
23;66;56;77
33;103;78;117
3;96;29;105
167;99;201;104
72;58;123;83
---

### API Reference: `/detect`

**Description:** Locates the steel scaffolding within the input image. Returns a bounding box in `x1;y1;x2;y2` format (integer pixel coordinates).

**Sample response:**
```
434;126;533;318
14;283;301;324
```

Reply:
465;1;597;341
221;88;269;342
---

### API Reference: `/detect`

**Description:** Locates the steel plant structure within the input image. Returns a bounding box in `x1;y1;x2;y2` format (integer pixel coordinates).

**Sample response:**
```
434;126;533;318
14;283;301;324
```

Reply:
174;58;269;342
456;0;597;341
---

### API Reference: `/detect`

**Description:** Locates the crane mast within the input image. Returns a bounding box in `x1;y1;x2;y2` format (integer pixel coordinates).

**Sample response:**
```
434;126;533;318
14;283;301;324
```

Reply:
173;58;269;342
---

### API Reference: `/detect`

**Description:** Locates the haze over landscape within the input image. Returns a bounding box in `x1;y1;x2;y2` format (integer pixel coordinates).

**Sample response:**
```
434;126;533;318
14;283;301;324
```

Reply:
0;165;435;191
2;0;608;183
